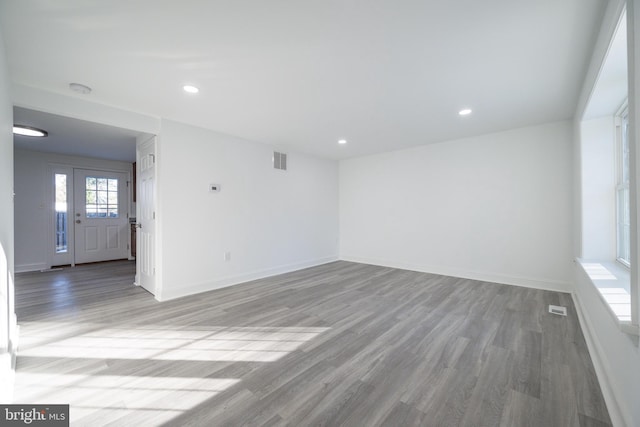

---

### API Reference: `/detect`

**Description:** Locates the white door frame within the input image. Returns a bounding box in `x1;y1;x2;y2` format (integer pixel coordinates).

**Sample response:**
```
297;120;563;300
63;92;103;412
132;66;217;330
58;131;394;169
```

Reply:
135;136;157;296
46;163;133;269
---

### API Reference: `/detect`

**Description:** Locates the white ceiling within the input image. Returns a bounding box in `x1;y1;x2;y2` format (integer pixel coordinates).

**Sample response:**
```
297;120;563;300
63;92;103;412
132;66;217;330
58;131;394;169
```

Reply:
0;0;607;160
13;107;140;162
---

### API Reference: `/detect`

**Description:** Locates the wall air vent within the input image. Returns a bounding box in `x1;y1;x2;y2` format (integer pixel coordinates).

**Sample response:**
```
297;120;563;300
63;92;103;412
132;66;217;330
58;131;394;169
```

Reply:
548;305;567;316
273;151;287;171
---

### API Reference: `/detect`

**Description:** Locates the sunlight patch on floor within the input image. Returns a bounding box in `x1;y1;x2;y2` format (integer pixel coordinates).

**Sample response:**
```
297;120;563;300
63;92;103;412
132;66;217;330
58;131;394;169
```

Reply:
18;326;329;362
13;325;330;425
14;373;239;424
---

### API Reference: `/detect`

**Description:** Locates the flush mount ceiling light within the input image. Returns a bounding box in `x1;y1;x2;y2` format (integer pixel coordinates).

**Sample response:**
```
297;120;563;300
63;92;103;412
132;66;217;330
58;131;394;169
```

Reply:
13;125;48;137
338;139;347;145
183;85;199;94
458;108;473;116
69;82;92;94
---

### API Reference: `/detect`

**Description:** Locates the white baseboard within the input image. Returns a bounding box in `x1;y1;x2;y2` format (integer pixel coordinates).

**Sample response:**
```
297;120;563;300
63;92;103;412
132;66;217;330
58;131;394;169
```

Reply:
339;255;572;293
572;291;627;427
14;263;48;273
158;256;339;301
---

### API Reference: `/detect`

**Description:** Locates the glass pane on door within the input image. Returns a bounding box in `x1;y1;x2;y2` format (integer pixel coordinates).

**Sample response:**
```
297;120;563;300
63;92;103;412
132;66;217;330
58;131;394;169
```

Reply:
85;176;119;218
55;173;68;253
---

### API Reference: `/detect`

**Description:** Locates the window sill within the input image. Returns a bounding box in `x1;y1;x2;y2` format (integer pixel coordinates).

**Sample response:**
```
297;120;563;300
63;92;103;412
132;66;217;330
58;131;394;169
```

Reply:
576;258;639;336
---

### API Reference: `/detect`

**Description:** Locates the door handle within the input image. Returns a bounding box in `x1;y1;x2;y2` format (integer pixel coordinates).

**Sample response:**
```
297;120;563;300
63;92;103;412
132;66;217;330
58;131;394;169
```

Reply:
75;219;81;224
136;223;142;229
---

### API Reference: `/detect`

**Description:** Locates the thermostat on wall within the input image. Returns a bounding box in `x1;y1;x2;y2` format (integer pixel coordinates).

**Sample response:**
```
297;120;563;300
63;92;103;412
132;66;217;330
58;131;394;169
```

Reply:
209;183;221;193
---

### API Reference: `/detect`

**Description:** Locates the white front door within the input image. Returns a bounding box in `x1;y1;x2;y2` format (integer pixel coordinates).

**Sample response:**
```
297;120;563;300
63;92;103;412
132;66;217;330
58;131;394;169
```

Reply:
73;169;129;264
136;138;156;295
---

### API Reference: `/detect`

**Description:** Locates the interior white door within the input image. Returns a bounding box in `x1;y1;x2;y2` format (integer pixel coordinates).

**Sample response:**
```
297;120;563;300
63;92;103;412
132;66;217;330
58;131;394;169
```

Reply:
136;138;156;295
73;169;129;264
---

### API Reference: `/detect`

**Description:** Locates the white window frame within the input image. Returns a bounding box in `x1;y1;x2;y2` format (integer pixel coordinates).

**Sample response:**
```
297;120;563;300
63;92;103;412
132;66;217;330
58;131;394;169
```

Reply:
616;102;631;268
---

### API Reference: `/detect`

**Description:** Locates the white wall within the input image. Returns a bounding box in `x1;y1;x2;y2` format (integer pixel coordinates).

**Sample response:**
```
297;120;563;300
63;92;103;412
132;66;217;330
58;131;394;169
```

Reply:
12;84;159;136
156;120;339;300
13;149;133;272
0;22;16;401
580;117;617;260
574;267;639;427
340;121;574;291
571;1;640;426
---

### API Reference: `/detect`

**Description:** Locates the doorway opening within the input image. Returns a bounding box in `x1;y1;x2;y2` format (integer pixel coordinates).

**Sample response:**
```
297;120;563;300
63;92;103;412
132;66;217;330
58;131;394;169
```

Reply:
13;107;157;295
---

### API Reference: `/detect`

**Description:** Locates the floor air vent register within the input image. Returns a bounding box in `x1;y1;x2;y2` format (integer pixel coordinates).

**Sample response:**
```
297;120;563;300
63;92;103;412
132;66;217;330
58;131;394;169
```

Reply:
548;305;567;316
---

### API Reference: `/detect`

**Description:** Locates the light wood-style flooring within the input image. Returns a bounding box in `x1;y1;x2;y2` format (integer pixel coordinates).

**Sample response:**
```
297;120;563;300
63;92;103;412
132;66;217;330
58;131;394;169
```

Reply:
12;260;611;426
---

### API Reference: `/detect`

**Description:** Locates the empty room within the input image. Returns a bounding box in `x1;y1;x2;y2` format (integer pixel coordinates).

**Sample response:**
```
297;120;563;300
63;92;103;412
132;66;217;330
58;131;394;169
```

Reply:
0;1;639;426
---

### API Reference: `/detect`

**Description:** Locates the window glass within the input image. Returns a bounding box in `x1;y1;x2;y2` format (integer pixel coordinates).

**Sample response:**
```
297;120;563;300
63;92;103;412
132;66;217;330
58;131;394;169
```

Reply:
55;173;68;253
86;176;118;218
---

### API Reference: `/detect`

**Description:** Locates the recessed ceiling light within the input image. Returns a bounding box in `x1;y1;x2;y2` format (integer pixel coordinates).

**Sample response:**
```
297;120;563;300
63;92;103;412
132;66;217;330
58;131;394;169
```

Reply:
338;139;347;145
459;108;472;116
183;85;199;94
69;82;92;94
13;125;48;137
